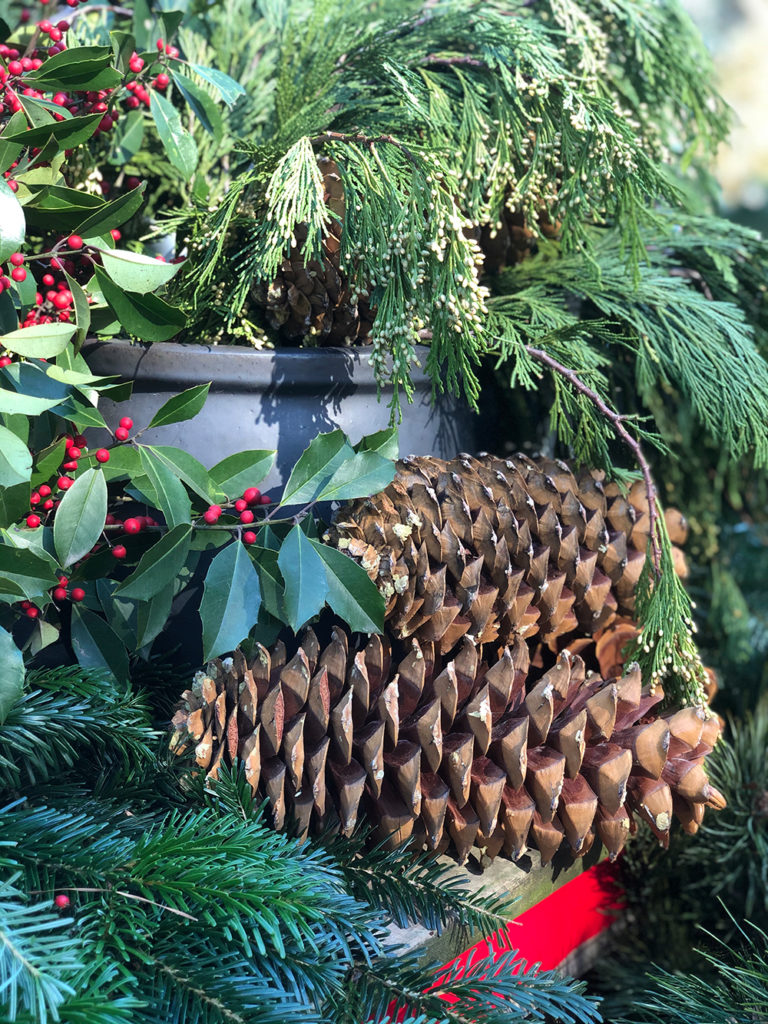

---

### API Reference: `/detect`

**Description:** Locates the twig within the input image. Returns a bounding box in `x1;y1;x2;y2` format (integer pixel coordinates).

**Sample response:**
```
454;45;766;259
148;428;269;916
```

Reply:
524;344;662;574
311;130;420;167
420;55;485;68
31;886;198;920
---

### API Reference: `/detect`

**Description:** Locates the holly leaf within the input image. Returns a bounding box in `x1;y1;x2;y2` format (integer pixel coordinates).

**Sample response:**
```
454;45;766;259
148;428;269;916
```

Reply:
200;541;261;660
114;523;192;599
139;446;191;527
279;430;352;506
2;112;103;149
74;183;146;237
171;67;224;140
147;382;210;428
148;446;223;503
97;244;180;294
93;266;185;341
135;581;174;650
209;449;275;499
0;625;24;723
0;178;25;264
310;540;384;634
0;423;32;487
71;605;129;684
188;64;246;107
315;449;395;502
355;426;399;459
0;323;75;359
150;91;198;178
278;524;328;631
53;467;108;567
0;546;59;602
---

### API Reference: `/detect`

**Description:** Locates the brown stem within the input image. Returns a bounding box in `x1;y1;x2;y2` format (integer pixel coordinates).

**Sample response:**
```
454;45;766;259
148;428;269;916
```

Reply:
524;344;662;574
311;130;420;167
420;55;485;68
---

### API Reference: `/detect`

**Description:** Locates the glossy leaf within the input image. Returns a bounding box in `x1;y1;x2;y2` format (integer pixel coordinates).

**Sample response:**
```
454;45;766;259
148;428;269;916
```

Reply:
93;266;185;342
31;439;67;487
0;111;25;174
115;523;192;600
278;524;328;631
279;430;352;506
28;618;59;656
0;482;30;531
135;581;174;650
147;382;210;428
251;546;284;621
63;273;91;350
0;424;32;487
355;426;399;459
150;91;198;178
107;108;145;166
71;605;129;683
188;64;246;107
209;449;275;499
75;183;146;237
310;540;385;634
316;449;395;502
3;112;103;148
0;545;60;601
98;244;180;294
0;323;75;359
171;68;224;140
148;446;223;503
22;46;121;91
0;178;25;264
0;624;24;724
200;541;261;661
53;468;108;567
139;446;191;527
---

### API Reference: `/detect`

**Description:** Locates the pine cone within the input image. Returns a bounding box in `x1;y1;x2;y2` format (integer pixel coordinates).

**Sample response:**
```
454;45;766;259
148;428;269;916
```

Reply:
251;158;374;346
473;209;560;276
171;626;724;865
325;453;686;653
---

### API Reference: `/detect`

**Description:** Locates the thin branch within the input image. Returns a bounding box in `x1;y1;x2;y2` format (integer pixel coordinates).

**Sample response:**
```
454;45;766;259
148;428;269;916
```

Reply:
311;130;421;167
524;344;662;573
30;886;198;921
419;55;485;68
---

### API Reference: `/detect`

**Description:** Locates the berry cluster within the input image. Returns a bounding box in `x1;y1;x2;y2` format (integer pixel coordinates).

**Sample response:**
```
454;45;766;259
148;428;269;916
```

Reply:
202;486;272;544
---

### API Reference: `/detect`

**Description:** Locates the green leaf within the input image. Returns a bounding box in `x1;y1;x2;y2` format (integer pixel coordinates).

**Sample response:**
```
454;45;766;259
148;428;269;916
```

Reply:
53;468;107;567
53;397;108;431
147;382;210;428
188;64;246;107
0;424;32;487
315;450;395;502
0;323;75;359
148;446;222;503
110;30;136;73
149;91;198;178
200;541;261;661
97;244;180;294
0;624;24;723
0;178;25;264
106;108;145;166
74;183;146;237
139;446;191;527
71;605;129;683
22;46;122;91
135;581;174;650
27;618;59;656
170;67;224;140
278;524;328;631
310;540;385;634
0;546;59;601
115;523;192;599
63;273;91;350
279;430;352;506
0;291;17;335
0;482;30;530
0;111;25;174
355;426;399;459
208;449;275;499
160;9;184;40
92;266;185;342
251;546;284;621
2;113;103;149
32;440;67;488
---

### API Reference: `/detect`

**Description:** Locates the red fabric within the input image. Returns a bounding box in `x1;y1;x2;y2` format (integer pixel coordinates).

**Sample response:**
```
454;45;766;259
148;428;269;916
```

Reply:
383;861;624;1021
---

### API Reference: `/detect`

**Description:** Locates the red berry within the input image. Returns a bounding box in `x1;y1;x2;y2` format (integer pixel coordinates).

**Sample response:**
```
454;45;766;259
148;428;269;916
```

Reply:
53;586;67;601
11;267;26;282
243;531;257;544
67;234;83;249
25;606;39;619
39;484;51;497
74;435;87;447
243;487;261;504
9;252;23;266
239;509;254;524
62;460;78;471
95;448;110;463
203;505;221;524
234;499;248;512
123;518;142;535
39;19;52;32
114;426;129;441
259;494;271;505
52;292;70;310
7;60;22;75
53;91;68;105
156;37;165;50
20;600;31;609
128;55;144;73
0;356;11;367
111;229;121;241
70;587;85;602
42;273;55;286
118;416;133;430
112;544;127;559
154;72;169;89
57;476;73;490
30;492;40;505
26;514;40;528
54;893;71;909
58;575;68;586
66;446;81;459
43;499;54;510
48;27;62;41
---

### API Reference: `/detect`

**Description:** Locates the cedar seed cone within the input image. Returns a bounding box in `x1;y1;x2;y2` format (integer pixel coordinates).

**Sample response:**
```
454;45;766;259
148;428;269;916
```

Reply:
171;454;721;867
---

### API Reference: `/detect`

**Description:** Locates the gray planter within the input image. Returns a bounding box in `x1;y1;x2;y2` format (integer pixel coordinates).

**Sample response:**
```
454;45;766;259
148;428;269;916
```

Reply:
83;340;478;490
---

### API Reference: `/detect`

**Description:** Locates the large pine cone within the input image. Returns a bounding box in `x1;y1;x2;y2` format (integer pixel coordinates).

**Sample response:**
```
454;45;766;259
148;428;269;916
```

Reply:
171;454;720;867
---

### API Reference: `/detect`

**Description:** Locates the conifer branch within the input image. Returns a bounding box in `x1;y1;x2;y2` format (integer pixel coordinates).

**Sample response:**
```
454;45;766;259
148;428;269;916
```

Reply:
311;130;420;165
524;343;662;573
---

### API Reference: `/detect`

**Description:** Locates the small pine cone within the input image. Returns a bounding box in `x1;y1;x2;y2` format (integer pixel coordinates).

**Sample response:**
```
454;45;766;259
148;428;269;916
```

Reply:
171;623;724;866
250;158;374;346
325;453;686;654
